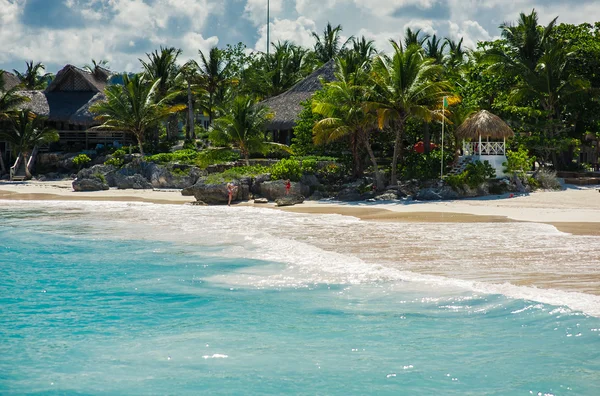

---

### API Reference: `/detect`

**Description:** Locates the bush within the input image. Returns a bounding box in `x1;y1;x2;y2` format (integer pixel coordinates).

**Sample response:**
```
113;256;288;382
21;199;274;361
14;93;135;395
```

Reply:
183;140;197;150
504;147;535;177
72;154;91;169
146;149;200;165
104;157;124;167
401;149;454;181
270;158;302;181
446;160;496;190
195;149;240;168
533;169;561;190
301;158;318;174
204;165;270;184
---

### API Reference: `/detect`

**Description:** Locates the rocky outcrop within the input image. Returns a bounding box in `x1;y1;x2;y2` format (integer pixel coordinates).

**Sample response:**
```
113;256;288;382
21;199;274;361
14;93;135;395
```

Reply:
259;180;310;201
185;180;241;205
72;176;109;192
114;174;153;189
416;186;460;201
254;198;268;204
143;163;204;189
275;194;305;207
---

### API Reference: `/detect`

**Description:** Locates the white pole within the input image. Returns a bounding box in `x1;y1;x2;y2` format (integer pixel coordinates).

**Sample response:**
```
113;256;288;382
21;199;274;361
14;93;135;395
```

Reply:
441;98;445;179
266;0;270;57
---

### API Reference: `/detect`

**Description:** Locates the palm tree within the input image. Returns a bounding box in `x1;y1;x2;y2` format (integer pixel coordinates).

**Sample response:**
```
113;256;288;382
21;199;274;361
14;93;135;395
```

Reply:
83;59;110;78
141;47;183;140
404;27;429;48
180;60;202;141
209;96;285;165
443;38;466;69
0;71;29;120
312;22;351;63
0;110;58;179
371;41;451;185
198;47;231;124
424;34;444;63
90;74;186;156
13;61;51;90
312;59;382;188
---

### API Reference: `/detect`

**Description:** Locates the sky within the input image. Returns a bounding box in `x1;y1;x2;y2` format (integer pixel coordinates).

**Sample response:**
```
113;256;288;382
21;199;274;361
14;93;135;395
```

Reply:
1;0;599;74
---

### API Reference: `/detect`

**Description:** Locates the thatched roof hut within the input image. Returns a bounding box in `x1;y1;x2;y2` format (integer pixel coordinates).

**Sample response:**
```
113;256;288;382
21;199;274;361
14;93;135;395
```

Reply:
262;59;336;131
455;110;515;140
1;71;21;91
14;65;109;126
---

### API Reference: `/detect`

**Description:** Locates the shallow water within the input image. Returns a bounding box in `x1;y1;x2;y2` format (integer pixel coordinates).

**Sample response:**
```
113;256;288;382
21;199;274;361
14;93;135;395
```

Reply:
1;201;600;395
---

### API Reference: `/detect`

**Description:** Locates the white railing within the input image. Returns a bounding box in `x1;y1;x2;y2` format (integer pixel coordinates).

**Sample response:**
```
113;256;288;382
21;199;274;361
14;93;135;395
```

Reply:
463;141;506;156
9;153;22;180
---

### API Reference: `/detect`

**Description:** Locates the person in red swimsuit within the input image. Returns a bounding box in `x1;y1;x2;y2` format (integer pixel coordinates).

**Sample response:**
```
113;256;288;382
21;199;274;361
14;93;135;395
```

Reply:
285;179;291;195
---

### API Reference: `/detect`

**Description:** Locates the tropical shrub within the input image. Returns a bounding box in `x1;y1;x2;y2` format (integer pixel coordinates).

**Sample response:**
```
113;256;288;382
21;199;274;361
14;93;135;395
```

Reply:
195;149;240;168
204;165;270;184
146;149;200;164
533;168;562;190
504;147;535;178
270;158;302;181
300;158;318;174
446;160;496;189
401;149;454;181
72;154;91;169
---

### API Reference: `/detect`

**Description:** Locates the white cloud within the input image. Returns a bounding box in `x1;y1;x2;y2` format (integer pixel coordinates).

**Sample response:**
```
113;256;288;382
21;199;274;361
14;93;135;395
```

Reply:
244;0;283;26
254;17;317;53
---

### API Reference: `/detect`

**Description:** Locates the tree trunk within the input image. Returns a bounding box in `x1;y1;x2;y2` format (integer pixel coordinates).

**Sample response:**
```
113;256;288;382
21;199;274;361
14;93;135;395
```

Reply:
137;135;145;157
167;115;179;140
363;132;383;190
390;120;404;186
244;151;250;166
187;81;194;140
424;122;431;155
0;151;6;174
351;133;361;178
23;153;32;180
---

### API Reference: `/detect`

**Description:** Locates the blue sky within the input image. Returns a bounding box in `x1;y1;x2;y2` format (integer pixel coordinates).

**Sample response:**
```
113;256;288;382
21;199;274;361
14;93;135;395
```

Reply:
1;0;599;74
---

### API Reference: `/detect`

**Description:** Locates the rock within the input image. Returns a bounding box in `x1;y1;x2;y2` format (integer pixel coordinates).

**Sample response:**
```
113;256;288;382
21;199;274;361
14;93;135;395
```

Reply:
254;198;269;204
336;188;362;202
144;163;204;189
185;180;241;205
188;200;208;206
250;173;272;195
260;180;310;201
307;191;324;201
115;174;153;190
72;177;109;192
416;186;459;201
77;164;117;180
300;174;321;188
375;191;400;201
275;195;305;207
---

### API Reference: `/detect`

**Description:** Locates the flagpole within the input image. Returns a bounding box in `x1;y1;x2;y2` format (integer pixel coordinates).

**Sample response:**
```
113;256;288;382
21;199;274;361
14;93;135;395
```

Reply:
266;0;270;57
441;97;445;179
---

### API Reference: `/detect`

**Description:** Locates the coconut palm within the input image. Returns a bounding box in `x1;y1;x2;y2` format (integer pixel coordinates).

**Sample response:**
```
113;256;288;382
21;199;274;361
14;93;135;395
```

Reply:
371;41;451;185
13;61;51;90
141;47;183;140
424;34;444;63
404;27;429;48
312;59;382;188
179;60;204;141
312;22;351;63
0;110;58;179
83;59;110;78
209;96;286;165
90;74;186;156
197;47;231;125
443;38;466;69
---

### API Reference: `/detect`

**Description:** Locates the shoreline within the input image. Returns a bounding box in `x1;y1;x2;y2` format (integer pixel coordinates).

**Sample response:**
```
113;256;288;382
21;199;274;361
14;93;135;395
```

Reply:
1;181;600;236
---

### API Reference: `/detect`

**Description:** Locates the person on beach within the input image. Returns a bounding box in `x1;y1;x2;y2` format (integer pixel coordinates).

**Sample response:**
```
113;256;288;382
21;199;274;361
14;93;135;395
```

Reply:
227;183;237;206
285;179;291;195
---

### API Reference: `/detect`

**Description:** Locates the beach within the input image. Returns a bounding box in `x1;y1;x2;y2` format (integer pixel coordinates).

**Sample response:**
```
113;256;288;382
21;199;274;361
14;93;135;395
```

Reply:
1;180;599;236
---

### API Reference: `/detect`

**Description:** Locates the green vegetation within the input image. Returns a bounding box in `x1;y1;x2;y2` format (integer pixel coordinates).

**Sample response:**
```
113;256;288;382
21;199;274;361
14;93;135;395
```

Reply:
270;158;303;181
504;147;536;178
204;165;270;184
72;154;91;169
446;161;496;189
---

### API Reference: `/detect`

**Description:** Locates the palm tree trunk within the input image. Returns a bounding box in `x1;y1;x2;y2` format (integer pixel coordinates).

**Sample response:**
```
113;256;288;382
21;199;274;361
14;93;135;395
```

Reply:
187;81;194;140
136;135;145;157
362;133;382;190
390;120;404;186
351;134;361;178
244;151;250;166
23;153;32;180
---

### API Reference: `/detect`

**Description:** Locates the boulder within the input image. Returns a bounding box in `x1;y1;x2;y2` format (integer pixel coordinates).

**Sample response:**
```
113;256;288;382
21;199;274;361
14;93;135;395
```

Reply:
250;173;272;194
416;186;459;201
336;188;362;202
300;174;321;189
275;194;305;207
260;180;310;201
144;163;204;189
72;177;109;192
185;180;241;205
374;191;401;201
254;198;269;204
115;174;153;190
307;191;325;201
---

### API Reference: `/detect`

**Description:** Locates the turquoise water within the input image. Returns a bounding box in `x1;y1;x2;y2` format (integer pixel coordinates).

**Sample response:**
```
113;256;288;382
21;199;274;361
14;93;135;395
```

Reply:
1;203;600;395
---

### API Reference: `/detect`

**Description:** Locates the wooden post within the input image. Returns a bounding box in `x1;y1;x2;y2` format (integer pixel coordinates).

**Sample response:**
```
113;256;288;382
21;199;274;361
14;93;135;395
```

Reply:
478;134;482;158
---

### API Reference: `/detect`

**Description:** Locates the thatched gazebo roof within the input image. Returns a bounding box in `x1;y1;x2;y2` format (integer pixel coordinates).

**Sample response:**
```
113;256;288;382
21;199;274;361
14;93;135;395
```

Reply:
262;59;336;131
455;110;515;140
1;71;21;91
